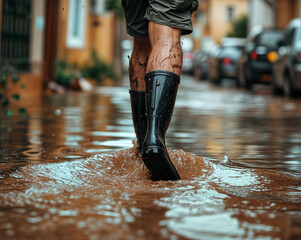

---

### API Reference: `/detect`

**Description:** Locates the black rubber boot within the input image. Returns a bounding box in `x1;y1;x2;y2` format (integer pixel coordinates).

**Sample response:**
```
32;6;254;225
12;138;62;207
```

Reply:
142;70;181;181
129;89;147;151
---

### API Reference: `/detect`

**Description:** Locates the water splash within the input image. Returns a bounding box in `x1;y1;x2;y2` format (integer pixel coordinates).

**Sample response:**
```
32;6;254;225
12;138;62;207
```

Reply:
1;148;300;239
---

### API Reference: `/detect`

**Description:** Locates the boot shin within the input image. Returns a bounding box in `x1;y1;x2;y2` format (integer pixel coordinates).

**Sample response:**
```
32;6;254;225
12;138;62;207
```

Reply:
142;70;181;180
129;90;147;151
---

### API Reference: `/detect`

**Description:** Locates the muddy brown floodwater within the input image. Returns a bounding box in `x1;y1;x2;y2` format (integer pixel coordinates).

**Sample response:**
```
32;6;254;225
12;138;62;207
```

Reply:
1;76;301;240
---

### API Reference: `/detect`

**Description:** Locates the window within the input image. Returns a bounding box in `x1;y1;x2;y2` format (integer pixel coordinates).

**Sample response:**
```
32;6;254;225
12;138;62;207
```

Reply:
91;0;107;15
226;6;236;22
1;0;31;71
66;0;87;48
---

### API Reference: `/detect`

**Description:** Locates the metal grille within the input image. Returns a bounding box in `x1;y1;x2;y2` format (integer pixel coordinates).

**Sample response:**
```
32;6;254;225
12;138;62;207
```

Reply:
1;0;31;72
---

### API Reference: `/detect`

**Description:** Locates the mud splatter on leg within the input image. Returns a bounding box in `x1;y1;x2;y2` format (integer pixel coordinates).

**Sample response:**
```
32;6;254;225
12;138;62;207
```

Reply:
128;38;151;91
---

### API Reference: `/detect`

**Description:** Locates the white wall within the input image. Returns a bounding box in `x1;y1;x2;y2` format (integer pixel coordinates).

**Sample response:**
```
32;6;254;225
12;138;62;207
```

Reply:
248;0;274;33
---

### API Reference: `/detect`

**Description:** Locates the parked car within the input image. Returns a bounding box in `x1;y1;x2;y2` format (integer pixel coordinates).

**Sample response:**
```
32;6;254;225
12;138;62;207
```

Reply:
193;50;209;80
272;19;301;97
236;27;283;89
208;38;245;84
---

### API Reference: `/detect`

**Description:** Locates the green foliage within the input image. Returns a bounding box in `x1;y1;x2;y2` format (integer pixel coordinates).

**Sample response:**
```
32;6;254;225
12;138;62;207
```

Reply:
105;0;124;19
81;50;117;84
0;65;25;116
18;107;27;115
227;15;248;38
12;74;20;83
12;93;20;100
1;74;8;84
54;60;74;87
5;109;13;117
55;51;117;87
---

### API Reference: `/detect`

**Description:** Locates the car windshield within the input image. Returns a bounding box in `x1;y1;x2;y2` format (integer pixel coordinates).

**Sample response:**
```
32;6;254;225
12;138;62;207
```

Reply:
257;31;282;47
220;47;243;58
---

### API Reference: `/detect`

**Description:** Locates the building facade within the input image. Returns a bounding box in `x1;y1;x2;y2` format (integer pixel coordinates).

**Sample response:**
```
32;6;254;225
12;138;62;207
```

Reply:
0;0;48;96
248;0;301;31
195;0;248;48
0;0;116;96
57;0;116;66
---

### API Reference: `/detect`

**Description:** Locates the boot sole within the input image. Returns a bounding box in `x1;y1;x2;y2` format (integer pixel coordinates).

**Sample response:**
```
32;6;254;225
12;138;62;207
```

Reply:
142;146;181;181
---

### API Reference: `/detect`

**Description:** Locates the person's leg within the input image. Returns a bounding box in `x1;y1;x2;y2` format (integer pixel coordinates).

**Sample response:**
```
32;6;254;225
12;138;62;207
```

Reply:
129;38;151;91
147;22;182;75
124;0;198;180
129;38;151;151
121;0;150;151
141;22;182;181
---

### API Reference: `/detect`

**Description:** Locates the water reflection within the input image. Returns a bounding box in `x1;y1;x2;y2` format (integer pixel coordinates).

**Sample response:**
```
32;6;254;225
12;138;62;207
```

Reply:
0;77;301;239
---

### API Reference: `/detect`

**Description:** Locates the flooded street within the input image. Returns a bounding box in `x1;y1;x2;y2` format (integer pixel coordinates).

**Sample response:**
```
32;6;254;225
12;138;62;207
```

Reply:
0;76;301;239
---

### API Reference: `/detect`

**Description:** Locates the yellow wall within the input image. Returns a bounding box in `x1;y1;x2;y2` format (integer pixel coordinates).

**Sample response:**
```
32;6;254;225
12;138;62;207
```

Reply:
89;14;115;63
57;0;115;66
209;0;248;43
